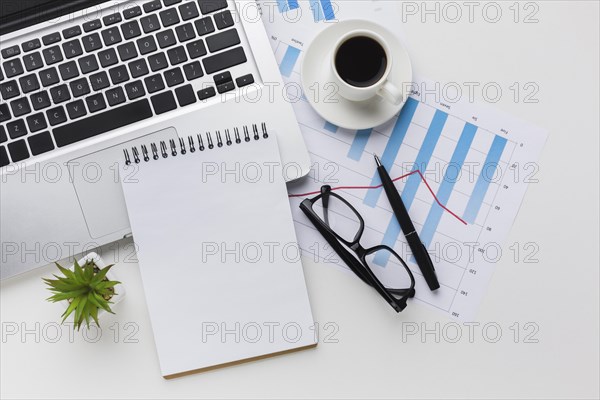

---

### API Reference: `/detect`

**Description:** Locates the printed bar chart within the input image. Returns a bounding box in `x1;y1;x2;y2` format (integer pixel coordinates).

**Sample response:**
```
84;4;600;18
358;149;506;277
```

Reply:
420;123;478;247
463;135;508;224
310;0;336;21
279;45;301;77
277;0;300;13
324;122;339;133
347;129;373;161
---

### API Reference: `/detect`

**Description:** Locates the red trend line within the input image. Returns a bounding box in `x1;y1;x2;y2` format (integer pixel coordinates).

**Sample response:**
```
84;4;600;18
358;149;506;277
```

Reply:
288;170;468;226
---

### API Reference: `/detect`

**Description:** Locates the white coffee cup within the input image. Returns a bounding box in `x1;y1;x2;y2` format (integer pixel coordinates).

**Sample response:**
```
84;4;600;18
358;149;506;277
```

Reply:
330;30;403;105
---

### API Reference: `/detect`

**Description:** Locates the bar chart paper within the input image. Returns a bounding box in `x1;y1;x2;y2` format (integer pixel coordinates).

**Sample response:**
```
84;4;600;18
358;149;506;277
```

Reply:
261;1;548;320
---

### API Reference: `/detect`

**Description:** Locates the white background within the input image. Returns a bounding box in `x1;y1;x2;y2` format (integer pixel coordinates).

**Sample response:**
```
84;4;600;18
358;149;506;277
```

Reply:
1;1;599;399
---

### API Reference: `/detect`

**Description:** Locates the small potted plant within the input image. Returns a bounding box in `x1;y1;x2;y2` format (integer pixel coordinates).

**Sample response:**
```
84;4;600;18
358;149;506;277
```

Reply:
44;252;124;330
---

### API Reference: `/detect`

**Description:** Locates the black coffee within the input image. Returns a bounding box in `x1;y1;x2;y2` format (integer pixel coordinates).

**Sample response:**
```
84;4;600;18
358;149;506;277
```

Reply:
335;36;388;88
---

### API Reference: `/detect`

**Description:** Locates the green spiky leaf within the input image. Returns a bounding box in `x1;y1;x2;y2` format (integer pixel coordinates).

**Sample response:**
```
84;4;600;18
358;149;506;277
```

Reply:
44;259;120;330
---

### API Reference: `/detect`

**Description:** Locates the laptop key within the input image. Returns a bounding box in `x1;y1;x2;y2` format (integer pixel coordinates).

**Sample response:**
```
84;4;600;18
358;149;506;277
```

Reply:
157;29;177;48
23;52;44;72
213;71;232;86
90;71;110;91
106;87;126;106
236;73;254;87
217;81;235;94
62;26;82;39
164;0;182;5
122;20;142;40
103;13;122;26
86;94;107;113
62;39;83;59
98;48;118;67
50;84;71;104
109;65;130;84
1;45;21;59
82;33;103;52
129;59;150;78
19;74;40;93
160;8;180;27
186;39;207;59
79;55;99;74
22;39;41;52
3;59;24;78
179;2;199;20
8;140;30;162
118;42;138;61
141;15;161;33
0;146;8;167
58;61;79;80
46;106;67;126
148;53;169;71
125;80;146;100
124;6;143;19
137;36;158;55
42;33;62;45
175;84;196;107
10;98;31;117
203;46;247;74
0;104;11;122
30;91;51;110
26;113;48;133
144;74;165;93
28;131;55;155
199;0;227;15
83;19;102;32
206;29;240;53
151;91;177;114
164;68;184;87
195;17;215;36
183;61;203;81
42;46;64;65
102;28;123;46
167;46;187;65
175;23;196;42
66;100;87;119
70;78;91;97
214;11;234;30
53;99;153;147
197;87;216;100
0;126;7;142
39;67;60;86
7;119;27;139
143;0;162;13
0;80;20;100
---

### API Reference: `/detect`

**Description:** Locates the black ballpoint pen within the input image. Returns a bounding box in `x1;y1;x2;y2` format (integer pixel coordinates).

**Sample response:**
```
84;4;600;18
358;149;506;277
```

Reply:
374;155;440;291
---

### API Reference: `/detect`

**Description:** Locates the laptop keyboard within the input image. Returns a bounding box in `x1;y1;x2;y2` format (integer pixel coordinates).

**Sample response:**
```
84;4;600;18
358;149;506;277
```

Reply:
0;0;256;167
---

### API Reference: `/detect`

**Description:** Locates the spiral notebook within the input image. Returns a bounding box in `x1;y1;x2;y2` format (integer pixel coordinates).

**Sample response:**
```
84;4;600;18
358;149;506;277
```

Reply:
120;124;316;379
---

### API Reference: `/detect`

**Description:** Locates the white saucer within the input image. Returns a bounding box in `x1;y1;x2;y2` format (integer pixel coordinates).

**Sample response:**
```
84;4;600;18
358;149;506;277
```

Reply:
301;20;413;131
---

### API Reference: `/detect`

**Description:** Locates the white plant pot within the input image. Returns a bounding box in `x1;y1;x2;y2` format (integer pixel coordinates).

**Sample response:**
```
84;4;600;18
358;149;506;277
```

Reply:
60;252;125;319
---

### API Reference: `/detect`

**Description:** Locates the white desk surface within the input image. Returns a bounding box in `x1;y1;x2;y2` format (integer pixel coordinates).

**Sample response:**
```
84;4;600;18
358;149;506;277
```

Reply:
1;2;598;399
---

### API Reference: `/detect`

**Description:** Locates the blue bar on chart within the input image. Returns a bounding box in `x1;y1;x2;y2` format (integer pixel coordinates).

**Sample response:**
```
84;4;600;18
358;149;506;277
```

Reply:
324;122;338;133
279;45;301;78
310;0;336;21
277;0;299;12
347;129;372;161
401;110;448;211
463;135;508;224
373;110;448;266
364;98;419;208
419;123;478;248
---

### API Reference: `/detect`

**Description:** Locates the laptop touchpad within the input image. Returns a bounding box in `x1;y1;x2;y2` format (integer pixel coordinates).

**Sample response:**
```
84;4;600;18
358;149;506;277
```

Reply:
69;128;178;239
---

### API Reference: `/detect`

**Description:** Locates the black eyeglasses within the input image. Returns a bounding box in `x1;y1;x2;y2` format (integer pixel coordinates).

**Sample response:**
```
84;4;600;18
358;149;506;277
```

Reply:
300;186;416;312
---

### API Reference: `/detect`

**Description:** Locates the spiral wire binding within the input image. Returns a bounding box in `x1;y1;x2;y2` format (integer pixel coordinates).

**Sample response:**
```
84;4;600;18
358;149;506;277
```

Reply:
123;124;269;165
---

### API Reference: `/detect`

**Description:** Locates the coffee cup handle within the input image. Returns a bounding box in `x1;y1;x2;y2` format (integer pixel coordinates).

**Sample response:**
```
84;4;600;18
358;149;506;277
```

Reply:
378;81;403;105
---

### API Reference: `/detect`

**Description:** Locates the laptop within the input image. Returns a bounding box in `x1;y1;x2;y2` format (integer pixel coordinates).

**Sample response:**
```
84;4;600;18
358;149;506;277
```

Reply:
0;0;311;279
